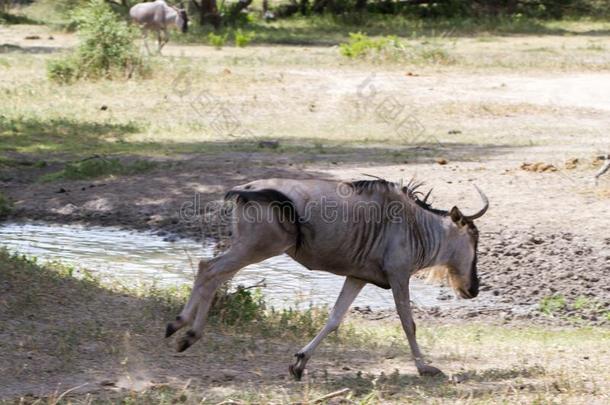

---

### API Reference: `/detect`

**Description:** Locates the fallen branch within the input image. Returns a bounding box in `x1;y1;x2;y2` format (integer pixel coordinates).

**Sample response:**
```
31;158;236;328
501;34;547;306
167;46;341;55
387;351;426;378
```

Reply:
312;388;351;403
239;278;266;290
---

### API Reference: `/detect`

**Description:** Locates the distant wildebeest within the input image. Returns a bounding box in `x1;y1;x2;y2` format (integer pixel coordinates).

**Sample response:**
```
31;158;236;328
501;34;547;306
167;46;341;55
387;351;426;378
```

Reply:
129;0;188;53
166;178;489;378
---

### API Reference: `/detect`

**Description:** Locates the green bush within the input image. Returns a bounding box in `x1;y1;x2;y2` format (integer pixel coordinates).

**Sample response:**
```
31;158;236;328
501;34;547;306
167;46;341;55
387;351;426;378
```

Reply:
46;56;79;84
211;285;266;326
207;32;228;49
340;32;399;58
47;0;149;83
340;32;454;64
234;29;256;47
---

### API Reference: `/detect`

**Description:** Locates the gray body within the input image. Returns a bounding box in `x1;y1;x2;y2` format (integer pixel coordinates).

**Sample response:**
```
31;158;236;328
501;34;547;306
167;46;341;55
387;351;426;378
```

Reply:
166;178;488;378
129;1;188;53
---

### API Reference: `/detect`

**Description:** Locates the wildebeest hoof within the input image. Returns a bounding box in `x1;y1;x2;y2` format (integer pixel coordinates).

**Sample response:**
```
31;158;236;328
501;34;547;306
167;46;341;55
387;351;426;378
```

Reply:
289;352;306;380
165;322;177;338
177;337;192;352
177;330;196;352
417;364;443;377
289;364;303;380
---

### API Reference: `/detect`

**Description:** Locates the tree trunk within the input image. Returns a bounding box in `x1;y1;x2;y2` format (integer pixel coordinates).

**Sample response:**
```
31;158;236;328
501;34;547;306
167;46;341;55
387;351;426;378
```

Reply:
192;0;221;28
355;0;367;12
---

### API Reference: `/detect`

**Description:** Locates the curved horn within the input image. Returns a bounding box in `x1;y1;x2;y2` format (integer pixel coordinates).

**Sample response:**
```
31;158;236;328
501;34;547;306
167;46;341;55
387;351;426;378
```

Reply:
423;188;432;204
464;184;489;220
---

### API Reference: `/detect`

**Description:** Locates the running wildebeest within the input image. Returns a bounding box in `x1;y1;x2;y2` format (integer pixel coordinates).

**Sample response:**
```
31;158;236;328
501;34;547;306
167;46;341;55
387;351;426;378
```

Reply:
129;0;188;53
166;178;489;378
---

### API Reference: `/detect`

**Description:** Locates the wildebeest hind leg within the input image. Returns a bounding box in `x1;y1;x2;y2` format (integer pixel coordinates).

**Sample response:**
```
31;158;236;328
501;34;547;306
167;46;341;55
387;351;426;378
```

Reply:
172;236;292;352
165;260;211;338
289;277;366;380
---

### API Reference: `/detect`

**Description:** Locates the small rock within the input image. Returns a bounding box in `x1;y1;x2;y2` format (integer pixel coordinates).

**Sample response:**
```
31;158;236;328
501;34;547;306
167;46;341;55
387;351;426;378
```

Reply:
435;158;448;165
450;373;469;383
100;105;108;111
258;140;279;149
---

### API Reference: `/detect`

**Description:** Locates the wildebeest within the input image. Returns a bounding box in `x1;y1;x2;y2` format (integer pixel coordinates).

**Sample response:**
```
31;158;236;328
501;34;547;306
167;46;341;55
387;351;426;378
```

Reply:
166;178;489;378
129;0;188;53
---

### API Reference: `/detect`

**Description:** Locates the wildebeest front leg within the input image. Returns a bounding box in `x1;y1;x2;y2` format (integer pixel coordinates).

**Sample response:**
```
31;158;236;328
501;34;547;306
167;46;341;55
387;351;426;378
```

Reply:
156;30;163;53
141;29;151;55
289;277;366;380
390;278;443;377
160;29;170;51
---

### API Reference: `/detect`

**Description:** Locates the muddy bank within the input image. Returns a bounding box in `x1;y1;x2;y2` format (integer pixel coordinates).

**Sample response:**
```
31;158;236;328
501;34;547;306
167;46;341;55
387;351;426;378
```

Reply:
383;228;609;326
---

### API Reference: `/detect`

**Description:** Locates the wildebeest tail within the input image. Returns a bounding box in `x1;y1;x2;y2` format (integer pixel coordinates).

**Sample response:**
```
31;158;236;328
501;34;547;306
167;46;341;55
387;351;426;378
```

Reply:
224;188;304;250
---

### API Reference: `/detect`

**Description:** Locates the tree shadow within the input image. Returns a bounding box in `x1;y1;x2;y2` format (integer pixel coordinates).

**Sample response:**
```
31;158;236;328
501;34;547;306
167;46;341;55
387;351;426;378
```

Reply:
0;114;518;160
0;11;40;25
321;363;547;399
181;15;610;47
0;43;64;54
0;116;141;154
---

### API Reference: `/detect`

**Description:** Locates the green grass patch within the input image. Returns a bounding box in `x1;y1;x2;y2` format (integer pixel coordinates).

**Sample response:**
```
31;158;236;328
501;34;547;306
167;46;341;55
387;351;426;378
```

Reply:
0;114;141;155
207;32;228;49
234;29;256;47
39;156;156;181
539;294;567;315
339;32;455;64
0;191;12;219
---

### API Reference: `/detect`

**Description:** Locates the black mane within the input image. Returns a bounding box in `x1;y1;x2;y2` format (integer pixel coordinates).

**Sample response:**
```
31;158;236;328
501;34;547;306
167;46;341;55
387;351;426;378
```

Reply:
348;179;447;216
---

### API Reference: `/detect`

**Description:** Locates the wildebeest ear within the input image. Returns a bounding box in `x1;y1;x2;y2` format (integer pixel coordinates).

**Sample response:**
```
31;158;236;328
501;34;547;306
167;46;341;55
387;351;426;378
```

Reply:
449;206;462;223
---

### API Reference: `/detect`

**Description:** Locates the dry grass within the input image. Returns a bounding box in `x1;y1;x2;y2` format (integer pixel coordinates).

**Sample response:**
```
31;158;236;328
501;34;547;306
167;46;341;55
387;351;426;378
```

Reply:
0;24;609;164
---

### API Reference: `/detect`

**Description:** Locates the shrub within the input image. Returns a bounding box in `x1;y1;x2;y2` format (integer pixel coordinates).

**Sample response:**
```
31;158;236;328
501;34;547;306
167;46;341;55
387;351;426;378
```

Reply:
340;32;399;58
46;56;79;84
340;32;454;65
47;0;149;83
211;285;266;326
234;29;255;47
207;32;228;49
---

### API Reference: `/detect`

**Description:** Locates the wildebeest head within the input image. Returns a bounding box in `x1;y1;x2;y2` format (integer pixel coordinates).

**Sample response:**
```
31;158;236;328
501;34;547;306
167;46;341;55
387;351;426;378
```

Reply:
437;186;488;299
177;7;188;33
